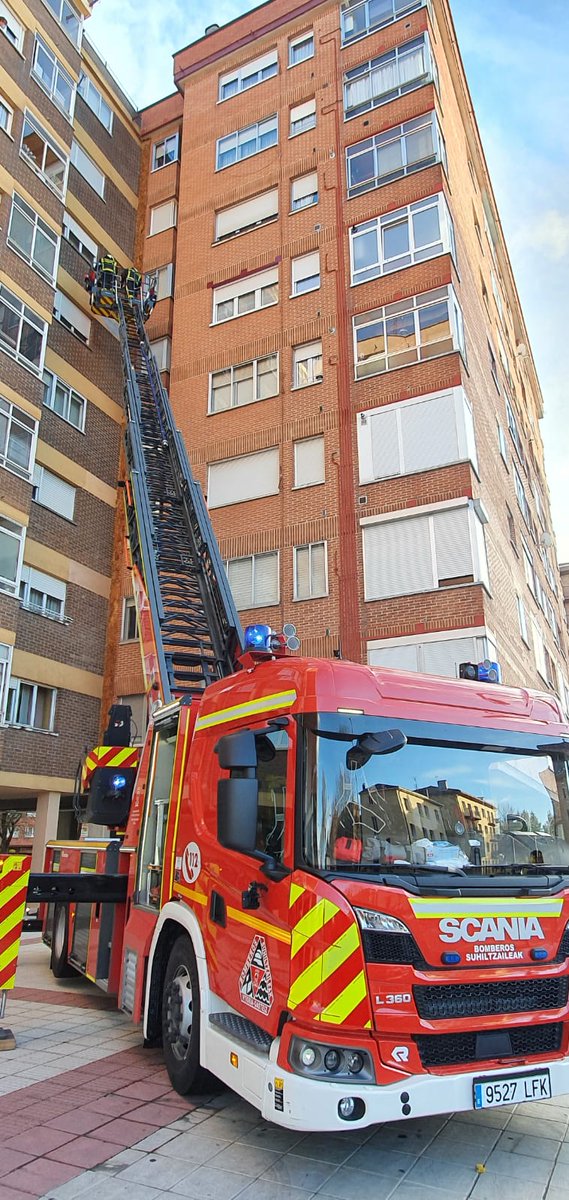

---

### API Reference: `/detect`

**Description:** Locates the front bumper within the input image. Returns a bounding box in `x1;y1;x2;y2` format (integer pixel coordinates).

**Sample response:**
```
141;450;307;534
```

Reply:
260;1055;569;1131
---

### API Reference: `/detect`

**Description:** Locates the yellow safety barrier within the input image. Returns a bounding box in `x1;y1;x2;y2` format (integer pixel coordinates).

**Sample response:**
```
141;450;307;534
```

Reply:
0;853;31;1050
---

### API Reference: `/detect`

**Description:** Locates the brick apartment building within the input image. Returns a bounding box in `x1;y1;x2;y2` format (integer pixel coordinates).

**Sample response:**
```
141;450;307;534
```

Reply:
0;0;140;864
107;0;569;727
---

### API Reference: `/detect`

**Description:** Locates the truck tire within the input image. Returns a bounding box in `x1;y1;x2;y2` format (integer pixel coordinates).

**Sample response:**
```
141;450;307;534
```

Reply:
50;904;77;978
161;934;212;1095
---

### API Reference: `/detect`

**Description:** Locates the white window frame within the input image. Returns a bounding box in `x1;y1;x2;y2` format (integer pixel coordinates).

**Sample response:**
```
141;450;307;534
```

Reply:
0;514;25;596
517;594;530;646
346;111;446;199
0;283;47;376
366;625;497;679
208;447;280;509
291;251;320;296
70;141;105;198
0;95;14;135
224;551;280;610
213;266;278;324
362;500;489;602
0;396;37;480
216;115;278;170
497;420;508;466
121;596;138;641
0;642;11;722
294;541;328;600
32;35;76;119
294;435;325;488
78;71;113;132
209;354;279;413
144;264;173;302
151;132;179;171
7;192;60;284
290;99;316;137
215;188;278;242
33;463;76;520
357;386;478;483
293;341;323;389
62;212;98;264
344;33;437;119
54;289;91;344
6;678;56;732
42;0;82;46
219;50;278;101
291;171;318;211
20;110;68;198
0;1;24;51
288;31;314;66
350;192;455;285
353;285;465;380
341;0;424;45
43;368;86;432
149;200;177;236
149;337;171;372
513;462;531;527
19;565;66;621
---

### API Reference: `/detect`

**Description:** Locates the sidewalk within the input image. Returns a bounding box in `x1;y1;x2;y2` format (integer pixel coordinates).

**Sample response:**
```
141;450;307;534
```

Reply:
1;937;568;1200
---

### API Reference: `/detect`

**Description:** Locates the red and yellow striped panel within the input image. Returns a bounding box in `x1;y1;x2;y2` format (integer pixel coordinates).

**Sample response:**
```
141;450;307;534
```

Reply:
81;745;139;788
0;855;31;990
287;874;371;1030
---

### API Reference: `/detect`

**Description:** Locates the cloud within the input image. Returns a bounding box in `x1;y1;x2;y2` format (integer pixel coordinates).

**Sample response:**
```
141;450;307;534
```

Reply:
533;211;569;262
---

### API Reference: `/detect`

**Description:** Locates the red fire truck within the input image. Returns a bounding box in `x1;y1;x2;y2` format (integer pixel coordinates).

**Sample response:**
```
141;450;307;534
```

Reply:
29;285;569;1132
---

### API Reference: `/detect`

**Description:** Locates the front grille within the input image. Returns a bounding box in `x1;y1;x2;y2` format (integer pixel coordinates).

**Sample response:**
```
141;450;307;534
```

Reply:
362;930;423;965
416;1022;563;1068
554;926;569;962
414;977;569;1020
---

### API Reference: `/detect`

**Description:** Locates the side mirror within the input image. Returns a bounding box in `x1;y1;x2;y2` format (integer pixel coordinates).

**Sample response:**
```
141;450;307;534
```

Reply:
346;729;407;770
215;730;257;770
218;778;258;853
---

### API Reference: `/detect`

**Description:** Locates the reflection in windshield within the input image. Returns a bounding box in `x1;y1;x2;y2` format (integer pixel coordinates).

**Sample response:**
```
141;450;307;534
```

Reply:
301;717;569;873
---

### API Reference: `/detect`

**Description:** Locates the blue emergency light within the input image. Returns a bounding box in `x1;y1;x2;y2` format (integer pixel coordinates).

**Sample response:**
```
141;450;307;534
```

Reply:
111;773;127;790
459;660;502;684
243;624;273;651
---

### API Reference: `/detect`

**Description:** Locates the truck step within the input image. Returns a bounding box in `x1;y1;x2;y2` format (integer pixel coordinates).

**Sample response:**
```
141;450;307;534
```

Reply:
209;1012;273;1053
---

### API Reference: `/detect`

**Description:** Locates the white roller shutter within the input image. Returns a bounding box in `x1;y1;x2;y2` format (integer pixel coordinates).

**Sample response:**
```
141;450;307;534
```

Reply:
227;557;253;609
401;391;457;474
295;436;324;487
421;636;477;677
292;172;317;204
214;266;278;307
364;515;432;600
291;99;316;124
254;552;279;605
292;252;319;286
216;189;278;239
370;407;400;479
33;465;75;519
55;291;91;341
62;213;97;262
150;200;177;235
208;447;279;508
21;565;66;602
433;507;471;582
368;643;419;672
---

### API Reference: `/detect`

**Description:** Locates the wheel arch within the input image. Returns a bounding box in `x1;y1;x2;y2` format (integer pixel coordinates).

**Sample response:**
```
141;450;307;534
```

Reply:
143;901;208;1041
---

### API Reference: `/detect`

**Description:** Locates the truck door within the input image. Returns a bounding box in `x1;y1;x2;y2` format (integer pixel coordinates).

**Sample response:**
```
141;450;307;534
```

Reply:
134;711;179;910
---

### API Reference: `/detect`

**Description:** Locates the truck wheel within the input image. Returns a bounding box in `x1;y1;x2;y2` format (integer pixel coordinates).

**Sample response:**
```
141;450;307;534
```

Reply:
162;935;211;1095
50;904;77;978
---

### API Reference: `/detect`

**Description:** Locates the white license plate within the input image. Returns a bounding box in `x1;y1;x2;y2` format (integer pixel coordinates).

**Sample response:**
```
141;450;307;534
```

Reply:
473;1069;551;1109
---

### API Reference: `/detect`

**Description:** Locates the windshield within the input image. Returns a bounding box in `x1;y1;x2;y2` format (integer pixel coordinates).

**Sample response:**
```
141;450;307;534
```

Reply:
301;715;569;874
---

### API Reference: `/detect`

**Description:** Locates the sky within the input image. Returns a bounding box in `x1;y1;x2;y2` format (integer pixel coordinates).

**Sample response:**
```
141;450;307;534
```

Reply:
87;0;569;561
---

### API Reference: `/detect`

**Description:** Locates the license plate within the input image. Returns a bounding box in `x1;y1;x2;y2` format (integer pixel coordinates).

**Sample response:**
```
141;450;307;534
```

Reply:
473;1069;551;1109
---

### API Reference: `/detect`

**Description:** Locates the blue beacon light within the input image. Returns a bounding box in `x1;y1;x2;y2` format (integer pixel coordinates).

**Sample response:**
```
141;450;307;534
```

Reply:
243;624;273;651
111;773;127;790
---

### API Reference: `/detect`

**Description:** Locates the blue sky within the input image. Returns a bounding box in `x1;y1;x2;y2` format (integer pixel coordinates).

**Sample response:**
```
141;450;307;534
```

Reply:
87;0;569;561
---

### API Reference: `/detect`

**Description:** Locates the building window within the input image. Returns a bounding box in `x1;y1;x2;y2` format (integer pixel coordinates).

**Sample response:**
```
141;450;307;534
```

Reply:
213;266;278;323
6;679;56;731
210;354;278;413
531;618;547;683
62;212;97;264
70;141;104;197
0;284;47;375
216;115;278;170
219;50;278;100
289;31;314;65
149;337;171;372
522;537;536;596
143;264;173;302
353;285;465;380
225;552;279;610
54;290;91;344
290;99;316;137
43;0;81;45
7;193;59;283
292;251;320;296
0;397;37;479
357;387;477;483
346;112;446;199
517;595;529;646
78;72;112;132
497;420;508;466
149;200;177;235
505;395;523;460
367;629;497;679
363;503;489;601
293;341;322;388
121;596;138;641
43;369;86;432
151;132;179;170
33;464;76;520
341;0;424;44
344;33;437;119
294;435;325;487
20;566;66;620
20;111;68;197
513;463;531;527
291;171;318;211
0;0;24;50
215;188;278;241
32;36;75;118
0;96;13;134
350;192;455;285
0;515;24;595
294;542;327;600
208;447;279;509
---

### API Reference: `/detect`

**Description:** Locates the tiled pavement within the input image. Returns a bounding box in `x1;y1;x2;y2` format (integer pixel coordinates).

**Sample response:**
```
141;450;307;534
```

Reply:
1;939;569;1200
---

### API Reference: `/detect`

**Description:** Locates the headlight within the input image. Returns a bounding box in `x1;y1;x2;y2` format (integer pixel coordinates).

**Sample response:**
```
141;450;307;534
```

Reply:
355;908;412;935
289;1037;375;1083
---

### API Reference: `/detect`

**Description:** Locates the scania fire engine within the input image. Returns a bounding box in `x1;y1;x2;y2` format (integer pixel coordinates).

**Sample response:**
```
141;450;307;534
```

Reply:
25;282;569;1132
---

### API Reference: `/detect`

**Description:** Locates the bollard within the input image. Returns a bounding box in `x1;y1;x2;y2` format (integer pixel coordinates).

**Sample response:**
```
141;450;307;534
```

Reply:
0;854;32;1051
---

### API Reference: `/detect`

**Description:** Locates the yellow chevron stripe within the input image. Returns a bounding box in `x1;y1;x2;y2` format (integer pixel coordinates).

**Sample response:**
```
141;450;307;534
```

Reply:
316;970;368;1025
409;897;563;919
289;882;305;909
288;924;360;1010
0;874;29;915
195;690;297;731
291;898;339;959
0;902;27;944
0;931;22;973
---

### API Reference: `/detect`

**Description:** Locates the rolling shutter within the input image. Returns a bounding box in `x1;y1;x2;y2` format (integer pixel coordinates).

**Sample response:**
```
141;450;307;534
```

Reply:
216;189;278;239
208;447;279;508
364;515;432;599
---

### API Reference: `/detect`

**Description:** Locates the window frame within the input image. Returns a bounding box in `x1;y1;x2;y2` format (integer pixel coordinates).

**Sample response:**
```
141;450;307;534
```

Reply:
149;337;171;372
291;171;318;211
291;251;320;296
293;340;323;389
290;99;316;137
294;435;325;488
0;514;25;596
77;71;113;132
121;596;138;641
0;395;38;480
293;541;328;601
62;212;98;264
33;463;76;520
31;35;76;120
70;140;105;198
19;565;66;621
224;550;280;610
6;677;56;732
288;31;314;66
0;283;47;376
209;353;279;413
53;289;91;345
357;386;478;484
7;192;60;284
149;199;177;236
43;368;86;433
143;264;174;302
219;50;278;101
20;110;68;198
213;266;279;324
349;191;456;286
362;501;489;602
0;94;14;135
151;131;179;171
208;447;280;509
346;110;447;199
343;33;437;120
214;188;278;242
216;115;278;171
340;0;425;45
42;0;82;47
0;0;24;52
353;284;465;381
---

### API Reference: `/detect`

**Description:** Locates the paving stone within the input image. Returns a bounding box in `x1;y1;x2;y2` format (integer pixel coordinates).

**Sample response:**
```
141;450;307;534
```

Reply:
170;1165;252;1200
346;1143;417;1176
209;1142;282;1177
494;1131;558;1161
318;1164;398;1200
0;1147;37;1174
403;1157;478;1195
157;1131;234;1164
86;1116;161;1146
115;1150;198;1188
2;1158;80;1195
548;1162;569;1189
234;1124;304;1153
483;1148;553;1184
507;1115;567;1141
47;1136;125;1170
132;1127;183;1152
469;1175;548;1200
235;1183;315;1200
260;1151;338;1191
